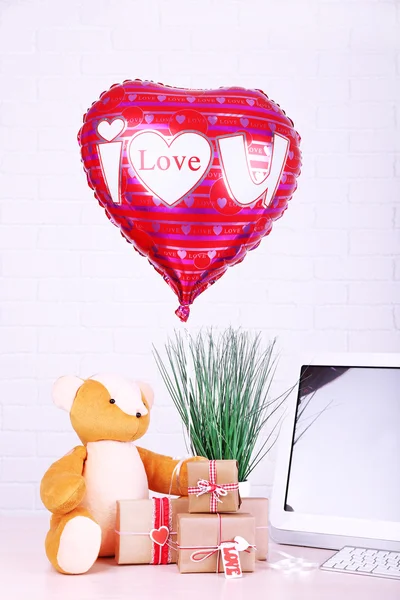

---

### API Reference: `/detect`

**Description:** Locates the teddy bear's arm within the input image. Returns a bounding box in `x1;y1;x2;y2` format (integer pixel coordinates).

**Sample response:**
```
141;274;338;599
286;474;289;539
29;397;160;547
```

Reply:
40;445;87;515
137;447;200;495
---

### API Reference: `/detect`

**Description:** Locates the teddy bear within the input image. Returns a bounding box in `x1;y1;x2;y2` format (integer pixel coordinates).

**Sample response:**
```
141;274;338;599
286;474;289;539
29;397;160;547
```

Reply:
40;373;199;575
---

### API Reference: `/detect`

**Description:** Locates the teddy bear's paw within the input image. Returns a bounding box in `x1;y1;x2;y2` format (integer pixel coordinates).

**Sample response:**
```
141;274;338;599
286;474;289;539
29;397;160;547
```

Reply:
57;516;101;575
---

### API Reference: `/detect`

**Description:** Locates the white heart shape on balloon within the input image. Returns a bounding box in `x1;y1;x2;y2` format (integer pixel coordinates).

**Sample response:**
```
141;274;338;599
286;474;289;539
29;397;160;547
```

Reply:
234;536;250;552
254;170;267;183
129;131;212;206
97;118;125;141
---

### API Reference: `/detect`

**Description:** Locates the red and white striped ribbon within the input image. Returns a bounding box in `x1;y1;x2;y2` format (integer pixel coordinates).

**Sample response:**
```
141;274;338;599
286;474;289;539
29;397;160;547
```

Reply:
188;460;239;512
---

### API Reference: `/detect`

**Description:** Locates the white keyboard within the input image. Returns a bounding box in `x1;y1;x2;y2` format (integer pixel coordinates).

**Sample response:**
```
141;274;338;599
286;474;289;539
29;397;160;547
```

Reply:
320;546;400;580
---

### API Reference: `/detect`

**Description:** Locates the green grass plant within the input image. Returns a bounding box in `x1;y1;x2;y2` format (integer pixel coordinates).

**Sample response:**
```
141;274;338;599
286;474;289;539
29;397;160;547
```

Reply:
153;328;290;482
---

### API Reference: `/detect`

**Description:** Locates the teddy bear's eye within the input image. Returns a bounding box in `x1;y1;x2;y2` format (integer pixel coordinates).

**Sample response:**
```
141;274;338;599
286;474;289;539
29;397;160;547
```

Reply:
109;399;116;404
136;412;142;418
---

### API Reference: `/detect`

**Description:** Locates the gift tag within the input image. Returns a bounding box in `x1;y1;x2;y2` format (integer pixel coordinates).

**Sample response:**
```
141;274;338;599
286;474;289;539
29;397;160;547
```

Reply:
149;525;169;546
220;542;242;579
234;536;250;552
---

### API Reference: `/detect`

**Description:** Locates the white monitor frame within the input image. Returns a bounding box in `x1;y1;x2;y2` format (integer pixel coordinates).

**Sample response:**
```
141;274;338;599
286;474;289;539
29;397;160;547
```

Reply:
270;352;400;551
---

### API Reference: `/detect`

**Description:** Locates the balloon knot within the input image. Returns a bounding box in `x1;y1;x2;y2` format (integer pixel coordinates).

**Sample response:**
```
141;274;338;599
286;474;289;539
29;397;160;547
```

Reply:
175;305;190;322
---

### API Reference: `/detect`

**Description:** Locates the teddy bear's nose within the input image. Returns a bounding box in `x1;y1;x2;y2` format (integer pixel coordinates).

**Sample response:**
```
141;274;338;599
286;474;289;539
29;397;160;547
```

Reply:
136;412;142;418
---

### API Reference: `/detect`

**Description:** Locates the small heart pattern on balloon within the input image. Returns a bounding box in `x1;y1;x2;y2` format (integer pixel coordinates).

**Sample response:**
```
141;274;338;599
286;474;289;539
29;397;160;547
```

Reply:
78;80;301;320
97;118;125;141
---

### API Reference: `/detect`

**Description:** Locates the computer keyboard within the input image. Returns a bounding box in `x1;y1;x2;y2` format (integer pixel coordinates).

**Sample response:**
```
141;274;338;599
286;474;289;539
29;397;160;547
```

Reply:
320;546;400;580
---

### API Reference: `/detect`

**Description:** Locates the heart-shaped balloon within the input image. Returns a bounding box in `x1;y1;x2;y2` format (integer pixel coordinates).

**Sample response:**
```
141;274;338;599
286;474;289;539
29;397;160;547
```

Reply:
78;80;301;321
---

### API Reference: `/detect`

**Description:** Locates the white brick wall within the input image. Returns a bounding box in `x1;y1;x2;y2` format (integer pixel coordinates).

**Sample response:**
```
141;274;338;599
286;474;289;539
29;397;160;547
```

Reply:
0;0;399;513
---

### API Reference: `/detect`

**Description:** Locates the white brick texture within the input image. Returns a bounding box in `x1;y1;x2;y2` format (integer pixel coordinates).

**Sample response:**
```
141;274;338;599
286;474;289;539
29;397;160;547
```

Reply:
0;0;399;512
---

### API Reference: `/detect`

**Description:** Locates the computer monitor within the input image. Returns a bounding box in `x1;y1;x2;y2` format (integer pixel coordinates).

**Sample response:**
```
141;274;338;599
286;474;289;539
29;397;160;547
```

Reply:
270;353;400;551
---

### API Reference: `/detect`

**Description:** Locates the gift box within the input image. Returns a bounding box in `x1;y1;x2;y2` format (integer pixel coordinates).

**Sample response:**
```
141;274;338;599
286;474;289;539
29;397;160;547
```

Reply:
177;512;256;574
238;498;268;561
187;459;240;513
115;496;189;565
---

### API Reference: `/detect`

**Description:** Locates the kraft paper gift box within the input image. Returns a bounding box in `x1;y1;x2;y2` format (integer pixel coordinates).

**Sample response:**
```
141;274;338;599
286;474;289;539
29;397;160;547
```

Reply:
238;498;268;561
177;513;256;574
187;459;240;513
115;496;189;565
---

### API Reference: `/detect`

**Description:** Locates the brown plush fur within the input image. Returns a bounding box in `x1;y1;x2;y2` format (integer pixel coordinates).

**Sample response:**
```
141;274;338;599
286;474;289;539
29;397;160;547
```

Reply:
40;376;202;574
45;507;98;575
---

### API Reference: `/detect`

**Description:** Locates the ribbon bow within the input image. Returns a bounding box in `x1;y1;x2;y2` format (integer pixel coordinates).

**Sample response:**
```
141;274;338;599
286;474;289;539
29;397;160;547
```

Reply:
195;479;228;502
190;535;254;563
187;460;239;512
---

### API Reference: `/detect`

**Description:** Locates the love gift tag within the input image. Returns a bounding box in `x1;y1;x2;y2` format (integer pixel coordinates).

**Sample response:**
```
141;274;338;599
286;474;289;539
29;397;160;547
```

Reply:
220;542;242;579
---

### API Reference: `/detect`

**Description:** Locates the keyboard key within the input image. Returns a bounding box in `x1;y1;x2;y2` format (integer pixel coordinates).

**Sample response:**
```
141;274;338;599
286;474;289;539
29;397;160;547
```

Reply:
373;566;400;576
357;566;375;573
320;547;400;579
322;560;336;568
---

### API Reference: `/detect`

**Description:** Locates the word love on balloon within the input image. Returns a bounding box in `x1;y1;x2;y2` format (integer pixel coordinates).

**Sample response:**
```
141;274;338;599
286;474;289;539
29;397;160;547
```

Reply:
97;125;288;209
78;80;301;321
128;131;213;207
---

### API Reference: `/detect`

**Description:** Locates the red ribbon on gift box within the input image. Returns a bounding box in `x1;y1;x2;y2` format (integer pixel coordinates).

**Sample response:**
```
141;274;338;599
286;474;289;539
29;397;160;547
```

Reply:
150;497;173;565
115;497;175;565
177;513;255;576
188;460;239;512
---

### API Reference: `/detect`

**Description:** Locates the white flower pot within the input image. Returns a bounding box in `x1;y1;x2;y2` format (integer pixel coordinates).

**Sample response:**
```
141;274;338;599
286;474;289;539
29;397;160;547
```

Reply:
238;480;251;498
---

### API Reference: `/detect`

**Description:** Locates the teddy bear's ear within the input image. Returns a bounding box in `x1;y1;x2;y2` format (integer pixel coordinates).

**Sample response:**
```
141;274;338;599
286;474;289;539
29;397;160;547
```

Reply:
52;376;84;412
137;381;154;410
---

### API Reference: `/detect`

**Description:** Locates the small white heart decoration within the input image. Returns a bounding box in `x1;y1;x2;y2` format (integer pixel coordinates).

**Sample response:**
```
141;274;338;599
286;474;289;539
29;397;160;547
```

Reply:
234;536;250;552
97;118;125;141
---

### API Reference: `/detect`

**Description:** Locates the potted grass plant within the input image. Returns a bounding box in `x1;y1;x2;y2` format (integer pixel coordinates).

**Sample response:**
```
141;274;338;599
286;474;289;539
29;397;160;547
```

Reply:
153;327;290;495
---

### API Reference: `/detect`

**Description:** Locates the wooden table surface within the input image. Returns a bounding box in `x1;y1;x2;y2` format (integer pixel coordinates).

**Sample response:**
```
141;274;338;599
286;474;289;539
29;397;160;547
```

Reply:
1;515;399;600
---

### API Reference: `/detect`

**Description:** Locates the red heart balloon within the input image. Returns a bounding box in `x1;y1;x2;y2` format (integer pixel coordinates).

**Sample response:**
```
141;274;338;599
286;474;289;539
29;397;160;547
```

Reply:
149;525;169;547
78;80;301;321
